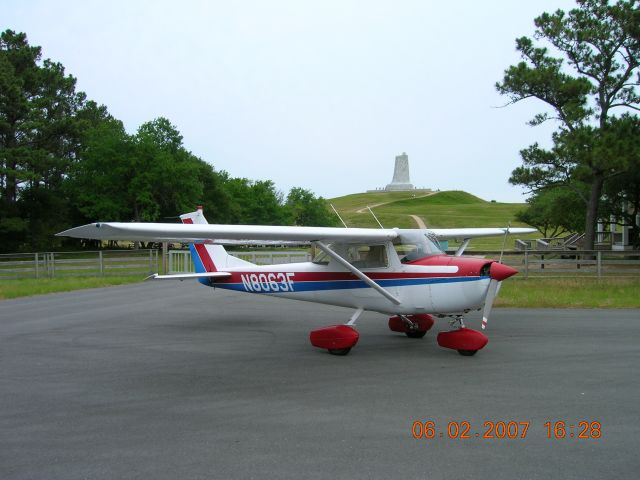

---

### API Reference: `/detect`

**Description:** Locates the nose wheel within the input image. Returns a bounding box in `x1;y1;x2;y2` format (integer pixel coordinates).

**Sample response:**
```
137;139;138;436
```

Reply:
388;314;434;338
328;348;352;356
437;317;488;356
405;330;427;339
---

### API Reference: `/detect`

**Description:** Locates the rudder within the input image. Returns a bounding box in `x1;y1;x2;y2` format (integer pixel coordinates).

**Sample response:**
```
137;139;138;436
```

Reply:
179;207;253;278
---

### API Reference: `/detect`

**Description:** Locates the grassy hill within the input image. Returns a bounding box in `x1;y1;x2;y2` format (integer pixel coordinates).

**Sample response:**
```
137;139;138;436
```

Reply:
328;190;538;250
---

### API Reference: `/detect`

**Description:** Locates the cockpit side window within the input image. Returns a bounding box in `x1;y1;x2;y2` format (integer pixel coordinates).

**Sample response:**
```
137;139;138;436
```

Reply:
394;231;443;263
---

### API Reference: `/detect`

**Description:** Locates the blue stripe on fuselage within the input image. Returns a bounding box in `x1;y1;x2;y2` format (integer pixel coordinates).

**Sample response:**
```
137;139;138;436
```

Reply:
209;275;486;293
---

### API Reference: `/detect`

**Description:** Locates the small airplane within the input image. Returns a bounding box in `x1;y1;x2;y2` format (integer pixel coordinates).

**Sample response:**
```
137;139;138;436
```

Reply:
58;207;536;357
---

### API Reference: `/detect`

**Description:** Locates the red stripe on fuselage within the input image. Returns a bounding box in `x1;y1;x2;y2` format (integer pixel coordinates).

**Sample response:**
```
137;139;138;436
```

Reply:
212;256;493;284
223;256;490;281
182;217;217;272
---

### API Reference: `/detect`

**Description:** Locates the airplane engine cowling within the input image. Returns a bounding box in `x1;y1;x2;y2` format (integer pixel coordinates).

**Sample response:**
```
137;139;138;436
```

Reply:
389;314;435;333
310;325;359;350
437;328;488;352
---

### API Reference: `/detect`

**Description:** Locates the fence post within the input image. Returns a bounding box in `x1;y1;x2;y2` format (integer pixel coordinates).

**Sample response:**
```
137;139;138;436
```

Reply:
524;250;529;279
34;253;39;279
597;251;602;278
50;252;56;278
149;249;153;274
162;242;168;274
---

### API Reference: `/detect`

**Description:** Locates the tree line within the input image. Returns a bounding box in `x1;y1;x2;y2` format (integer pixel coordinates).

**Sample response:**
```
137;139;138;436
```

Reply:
498;0;639;248
0;30;336;253
4;1;639;254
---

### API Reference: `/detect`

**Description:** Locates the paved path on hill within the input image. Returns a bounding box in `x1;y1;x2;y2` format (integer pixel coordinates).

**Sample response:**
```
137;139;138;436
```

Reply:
409;214;427;229
354;192;435;214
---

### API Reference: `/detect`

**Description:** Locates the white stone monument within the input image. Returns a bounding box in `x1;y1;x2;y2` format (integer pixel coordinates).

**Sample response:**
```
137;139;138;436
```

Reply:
385;152;414;191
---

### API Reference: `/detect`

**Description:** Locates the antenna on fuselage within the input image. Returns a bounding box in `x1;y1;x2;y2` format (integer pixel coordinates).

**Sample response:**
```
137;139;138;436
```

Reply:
330;204;348;228
367;206;384;229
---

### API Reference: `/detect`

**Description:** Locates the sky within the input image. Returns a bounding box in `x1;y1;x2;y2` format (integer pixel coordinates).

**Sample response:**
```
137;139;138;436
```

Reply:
2;0;580;202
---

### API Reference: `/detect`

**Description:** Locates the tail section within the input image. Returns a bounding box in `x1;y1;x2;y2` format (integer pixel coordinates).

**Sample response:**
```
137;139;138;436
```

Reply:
180;206;221;273
179;207;253;278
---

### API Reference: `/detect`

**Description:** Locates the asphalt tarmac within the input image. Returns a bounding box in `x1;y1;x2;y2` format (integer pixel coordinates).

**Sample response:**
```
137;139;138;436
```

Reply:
1;282;638;479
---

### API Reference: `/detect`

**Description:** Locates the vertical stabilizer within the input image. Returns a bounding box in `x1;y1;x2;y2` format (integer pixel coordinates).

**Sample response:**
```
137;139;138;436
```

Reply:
179;207;254;280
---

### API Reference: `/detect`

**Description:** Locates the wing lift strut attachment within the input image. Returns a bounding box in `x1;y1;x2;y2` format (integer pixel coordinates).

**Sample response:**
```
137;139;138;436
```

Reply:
454;238;471;256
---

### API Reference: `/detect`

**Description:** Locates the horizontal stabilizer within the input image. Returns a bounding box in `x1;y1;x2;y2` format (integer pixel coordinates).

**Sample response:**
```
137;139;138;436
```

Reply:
146;272;231;281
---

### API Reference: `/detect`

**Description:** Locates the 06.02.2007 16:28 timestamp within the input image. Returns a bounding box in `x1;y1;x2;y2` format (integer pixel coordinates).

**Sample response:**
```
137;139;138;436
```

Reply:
411;421;602;440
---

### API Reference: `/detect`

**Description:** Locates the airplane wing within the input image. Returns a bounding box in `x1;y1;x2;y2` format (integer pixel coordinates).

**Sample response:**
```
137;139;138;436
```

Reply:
56;222;399;243
429;227;537;240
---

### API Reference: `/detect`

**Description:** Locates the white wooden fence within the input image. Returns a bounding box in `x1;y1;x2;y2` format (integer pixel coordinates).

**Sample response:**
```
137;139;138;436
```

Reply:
0;250;159;279
477;250;640;278
168;250;312;273
1;248;638;280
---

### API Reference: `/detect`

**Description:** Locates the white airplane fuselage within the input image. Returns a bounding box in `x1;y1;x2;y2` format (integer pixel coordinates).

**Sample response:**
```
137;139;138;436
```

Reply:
202;257;493;316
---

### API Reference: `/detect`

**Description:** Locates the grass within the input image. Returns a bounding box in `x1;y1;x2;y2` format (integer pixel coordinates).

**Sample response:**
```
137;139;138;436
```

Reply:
0;276;145;300
1;274;638;309
495;277;640;308
329;189;539;250
328;190;430;211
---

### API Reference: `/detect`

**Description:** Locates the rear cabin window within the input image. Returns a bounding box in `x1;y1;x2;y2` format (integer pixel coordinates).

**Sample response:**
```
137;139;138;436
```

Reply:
312;243;389;268
347;244;388;268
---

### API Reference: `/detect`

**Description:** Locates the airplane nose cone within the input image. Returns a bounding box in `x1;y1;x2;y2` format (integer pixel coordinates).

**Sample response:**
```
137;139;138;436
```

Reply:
490;262;518;281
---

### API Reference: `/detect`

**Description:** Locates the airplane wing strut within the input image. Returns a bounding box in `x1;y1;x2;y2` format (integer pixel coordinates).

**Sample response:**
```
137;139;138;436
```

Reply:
314;241;401;305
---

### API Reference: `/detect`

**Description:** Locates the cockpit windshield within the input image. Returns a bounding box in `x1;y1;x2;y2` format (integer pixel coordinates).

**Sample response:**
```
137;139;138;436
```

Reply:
393;230;443;263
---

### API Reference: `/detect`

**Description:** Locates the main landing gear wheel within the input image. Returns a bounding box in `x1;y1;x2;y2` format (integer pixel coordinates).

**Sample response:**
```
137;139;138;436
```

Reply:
457;349;478;356
328;348;352;356
310;325;359;356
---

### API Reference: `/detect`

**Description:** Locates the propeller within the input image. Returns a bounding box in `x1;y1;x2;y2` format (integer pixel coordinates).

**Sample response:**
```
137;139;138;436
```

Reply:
482;279;499;330
482;262;518;330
